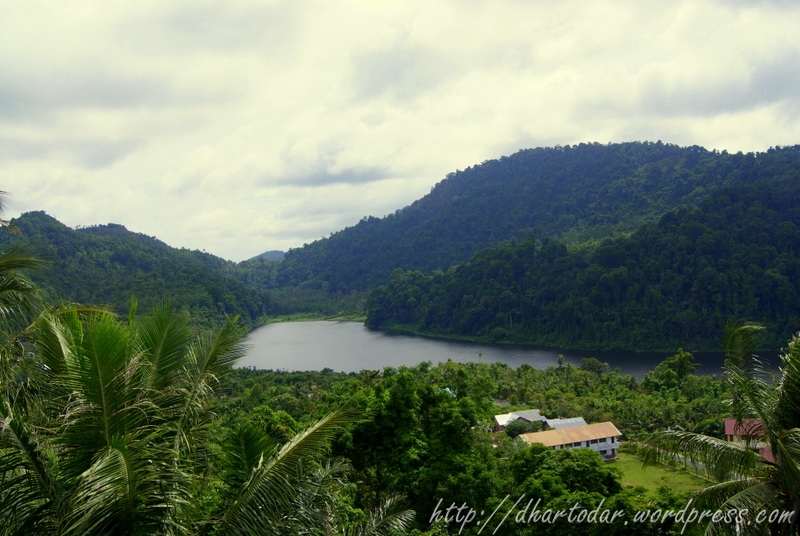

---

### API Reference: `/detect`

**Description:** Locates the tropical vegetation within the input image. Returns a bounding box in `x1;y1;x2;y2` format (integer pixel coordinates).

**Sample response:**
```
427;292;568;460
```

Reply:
276;143;800;292
641;323;800;535
365;169;800;350
0;299;401;535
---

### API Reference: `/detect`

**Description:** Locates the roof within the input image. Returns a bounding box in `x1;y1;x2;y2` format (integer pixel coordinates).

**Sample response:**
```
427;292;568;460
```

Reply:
724;418;764;437
519;422;621;448
514;409;546;422
545;417;587;429
493;409;545;427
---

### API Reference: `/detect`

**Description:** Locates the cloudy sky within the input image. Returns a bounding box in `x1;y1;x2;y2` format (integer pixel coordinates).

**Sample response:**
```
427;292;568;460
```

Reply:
2;1;799;261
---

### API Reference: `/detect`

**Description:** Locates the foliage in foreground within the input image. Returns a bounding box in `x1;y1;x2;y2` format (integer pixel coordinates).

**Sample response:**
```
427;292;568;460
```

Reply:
0;302;412;535
642;323;800;535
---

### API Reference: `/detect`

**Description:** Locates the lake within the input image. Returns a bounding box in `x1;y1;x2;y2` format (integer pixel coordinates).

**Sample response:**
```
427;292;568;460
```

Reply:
239;321;736;379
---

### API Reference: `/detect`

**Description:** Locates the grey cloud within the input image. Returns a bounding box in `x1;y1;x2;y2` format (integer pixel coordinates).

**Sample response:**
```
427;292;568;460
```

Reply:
0;86;26;120
276;201;371;235
71;138;142;169
152;1;304;56
351;43;459;101
0;135;140;169
0;69;176;122
637;51;800;117
749;56;800;113
272;166;388;187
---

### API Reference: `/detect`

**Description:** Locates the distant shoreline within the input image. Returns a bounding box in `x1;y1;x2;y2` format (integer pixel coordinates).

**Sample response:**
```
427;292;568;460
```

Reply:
259;313;367;324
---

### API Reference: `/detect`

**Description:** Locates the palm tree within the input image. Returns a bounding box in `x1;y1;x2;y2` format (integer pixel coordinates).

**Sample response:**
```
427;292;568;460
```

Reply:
0;191;19;234
641;322;800;535
1;302;244;534
1;302;413;535
0;194;49;413
218;427;414;535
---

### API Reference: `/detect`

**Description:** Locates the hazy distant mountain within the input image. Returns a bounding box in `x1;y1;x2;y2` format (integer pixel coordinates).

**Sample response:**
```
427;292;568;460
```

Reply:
251;250;285;261
277;142;800;292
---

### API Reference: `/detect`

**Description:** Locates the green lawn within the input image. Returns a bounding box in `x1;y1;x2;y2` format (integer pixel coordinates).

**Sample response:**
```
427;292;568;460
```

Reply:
610;452;711;493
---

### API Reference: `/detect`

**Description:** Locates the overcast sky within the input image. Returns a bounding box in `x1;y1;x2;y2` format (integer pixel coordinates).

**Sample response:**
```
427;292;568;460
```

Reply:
2;1;799;261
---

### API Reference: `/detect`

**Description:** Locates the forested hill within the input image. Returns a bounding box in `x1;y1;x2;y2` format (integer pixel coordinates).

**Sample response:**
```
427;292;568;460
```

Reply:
276;142;800;292
365;164;800;351
3;211;269;328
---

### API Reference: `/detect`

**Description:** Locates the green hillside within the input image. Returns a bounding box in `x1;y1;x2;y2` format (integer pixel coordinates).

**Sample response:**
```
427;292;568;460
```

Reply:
365;159;800;351
2;211;269;328
277;142;791;292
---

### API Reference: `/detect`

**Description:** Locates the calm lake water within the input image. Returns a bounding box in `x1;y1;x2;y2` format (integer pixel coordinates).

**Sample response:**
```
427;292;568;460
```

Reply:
239;321;735;379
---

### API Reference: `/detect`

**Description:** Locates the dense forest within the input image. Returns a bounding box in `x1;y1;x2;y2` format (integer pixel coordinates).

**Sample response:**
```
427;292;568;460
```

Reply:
276;143;800;292
0;211;270;329
365;156;800;351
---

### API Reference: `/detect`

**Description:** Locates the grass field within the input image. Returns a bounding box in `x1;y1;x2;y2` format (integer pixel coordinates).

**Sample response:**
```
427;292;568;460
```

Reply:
610;452;712;493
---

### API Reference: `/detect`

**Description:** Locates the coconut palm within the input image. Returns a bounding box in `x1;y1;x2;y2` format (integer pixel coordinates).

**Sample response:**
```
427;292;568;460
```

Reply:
0;302;244;534
217;422;414;536
1;301;413;535
0;206;50;415
0;191;19;234
641;322;800;535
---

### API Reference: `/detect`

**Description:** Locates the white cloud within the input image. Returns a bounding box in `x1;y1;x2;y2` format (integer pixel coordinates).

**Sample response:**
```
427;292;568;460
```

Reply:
2;0;799;261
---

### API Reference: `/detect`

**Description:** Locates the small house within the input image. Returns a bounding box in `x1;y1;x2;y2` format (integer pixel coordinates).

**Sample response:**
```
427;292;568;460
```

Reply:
724;418;773;462
493;409;546;432
518;421;621;460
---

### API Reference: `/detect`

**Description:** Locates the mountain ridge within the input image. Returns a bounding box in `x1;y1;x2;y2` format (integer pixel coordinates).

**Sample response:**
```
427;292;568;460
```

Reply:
276;141;789;292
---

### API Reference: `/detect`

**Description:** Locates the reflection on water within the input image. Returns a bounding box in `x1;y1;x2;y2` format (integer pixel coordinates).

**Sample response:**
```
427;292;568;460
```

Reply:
240;321;754;379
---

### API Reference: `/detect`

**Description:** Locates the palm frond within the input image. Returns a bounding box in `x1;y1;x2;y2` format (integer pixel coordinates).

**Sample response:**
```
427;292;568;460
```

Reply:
345;493;416;536
65;435;189;536
220;423;278;494
175;316;247;451
0;394;59;535
702;480;785;536
65;444;138;535
219;404;365;534
39;309;149;483
775;333;800;432
26;307;80;378
774;428;800;502
721;321;785;458
133;303;194;427
282;458;351;534
691;476;763;511
723;321;766;374
135;302;192;397
640;430;766;481
0;243;48;316
187;316;247;386
0;192;17;234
